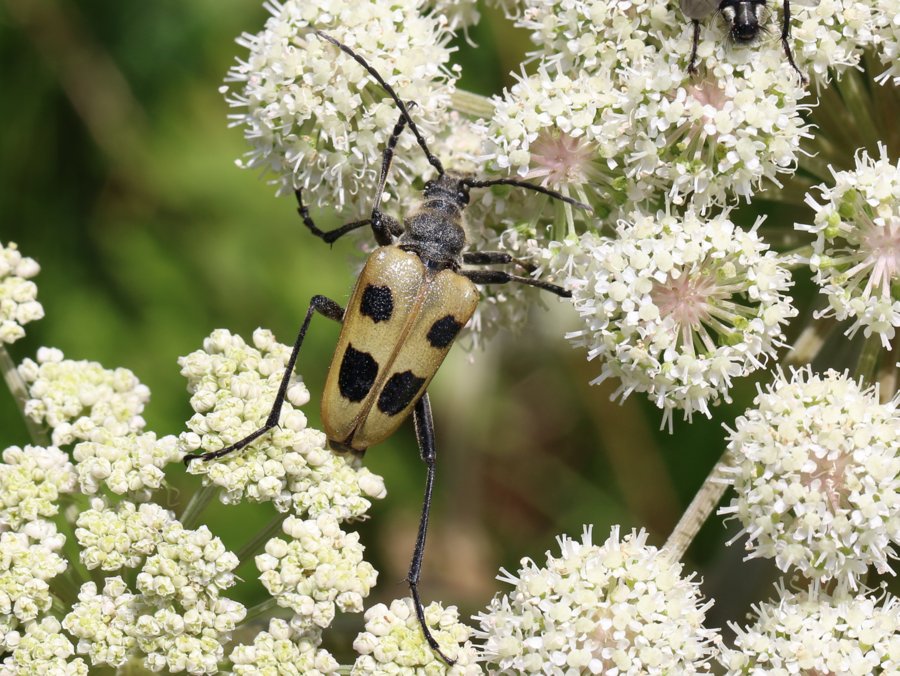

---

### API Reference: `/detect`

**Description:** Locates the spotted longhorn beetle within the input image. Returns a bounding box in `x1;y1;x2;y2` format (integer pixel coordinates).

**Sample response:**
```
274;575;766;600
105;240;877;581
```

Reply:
184;30;591;663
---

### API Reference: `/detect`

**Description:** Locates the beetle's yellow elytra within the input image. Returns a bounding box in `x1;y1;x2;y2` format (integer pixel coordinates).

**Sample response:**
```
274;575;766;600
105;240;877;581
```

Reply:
321;246;478;451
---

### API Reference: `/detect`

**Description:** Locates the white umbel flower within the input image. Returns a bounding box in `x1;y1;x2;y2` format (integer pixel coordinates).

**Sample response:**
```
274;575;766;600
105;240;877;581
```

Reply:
179;328;385;517
223;0;455;213
75;499;173;572
720;367;900;586
0;521;67;650
790;0;876;81
0;242;44;345
513;0;674;73
230;618;338;675
619;42;811;208
555;209;795;428
73;430;180;498
0;616;88;676
0;445;76;529
873;0;900;85
18;347;150;447
475;526;718;675
62;577;138;669
352;597;481;674
256;513;377;630
485;65;626;215
799;144;900;348
719;584;900;674
67;501;246;674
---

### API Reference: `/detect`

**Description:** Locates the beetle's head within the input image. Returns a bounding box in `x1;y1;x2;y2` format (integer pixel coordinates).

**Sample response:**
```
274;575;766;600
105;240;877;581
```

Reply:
722;0;763;43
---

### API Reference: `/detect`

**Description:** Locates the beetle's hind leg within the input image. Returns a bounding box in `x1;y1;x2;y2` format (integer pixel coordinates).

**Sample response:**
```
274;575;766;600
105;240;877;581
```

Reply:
183;295;344;464
407;392;456;665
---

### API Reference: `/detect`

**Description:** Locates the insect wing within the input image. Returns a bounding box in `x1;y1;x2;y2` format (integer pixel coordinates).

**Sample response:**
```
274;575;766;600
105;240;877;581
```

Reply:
352;267;478;448
322;247;426;448
680;0;719;19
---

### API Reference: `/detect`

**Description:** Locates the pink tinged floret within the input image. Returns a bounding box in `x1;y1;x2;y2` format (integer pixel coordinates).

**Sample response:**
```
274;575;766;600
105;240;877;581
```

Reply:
525;131;596;188
858;216;900;299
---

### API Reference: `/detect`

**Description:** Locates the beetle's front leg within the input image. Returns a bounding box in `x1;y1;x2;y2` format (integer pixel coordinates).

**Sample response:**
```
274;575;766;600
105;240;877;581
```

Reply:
780;0;806;84
296;189;371;244
688;19;701;75
183;295;344;464
407;392;455;665
462;268;571;298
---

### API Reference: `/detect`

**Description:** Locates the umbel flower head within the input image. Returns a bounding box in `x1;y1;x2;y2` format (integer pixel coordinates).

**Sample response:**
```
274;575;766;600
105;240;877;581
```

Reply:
475;526;718;674
0;242;43;345
551;208;796;429
719;583;900;674
223;0;456;214
720;367;900;587
229;617;339;675
799;143;900;348
352;597;481;674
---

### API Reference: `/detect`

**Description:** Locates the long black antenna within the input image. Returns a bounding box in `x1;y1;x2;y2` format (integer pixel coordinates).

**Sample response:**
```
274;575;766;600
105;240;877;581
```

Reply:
463;177;593;212
312;30;445;176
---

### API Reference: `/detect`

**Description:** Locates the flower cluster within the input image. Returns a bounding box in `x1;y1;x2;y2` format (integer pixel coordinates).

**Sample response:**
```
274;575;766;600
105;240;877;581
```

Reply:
179;328;385;515
475;526;718;674
224;0;456;214
65;500;246;673
720;585;900;673
0;445;75;529
0;242;43;345
0;521;67;650
257;513;377;630
873;0;900;85
230;618;340;675
353;598;481;674
19;347;150;447
551;209;795;427
799;144;900;347
0;617;87;676
720;367;900;586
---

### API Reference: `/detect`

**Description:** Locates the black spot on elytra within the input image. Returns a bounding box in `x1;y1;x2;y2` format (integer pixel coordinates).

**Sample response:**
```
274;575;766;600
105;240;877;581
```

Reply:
426;315;463;349
338;344;378;402
377;371;426;416
360;285;393;323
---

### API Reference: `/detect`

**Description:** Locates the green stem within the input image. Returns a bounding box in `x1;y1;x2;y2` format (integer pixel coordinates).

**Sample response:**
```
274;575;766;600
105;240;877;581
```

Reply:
450;89;494;119
854;331;882;385
663;452;733;561
242;597;277;625
835;69;880;151
180;482;217;529
0;345;50;446
235;511;289;565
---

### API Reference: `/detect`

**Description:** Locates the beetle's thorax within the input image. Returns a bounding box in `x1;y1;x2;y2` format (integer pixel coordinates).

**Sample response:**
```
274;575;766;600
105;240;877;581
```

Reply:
720;0;765;43
399;173;470;268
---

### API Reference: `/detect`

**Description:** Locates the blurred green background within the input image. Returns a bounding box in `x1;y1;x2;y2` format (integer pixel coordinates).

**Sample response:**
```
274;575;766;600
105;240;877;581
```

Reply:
2;0;893;663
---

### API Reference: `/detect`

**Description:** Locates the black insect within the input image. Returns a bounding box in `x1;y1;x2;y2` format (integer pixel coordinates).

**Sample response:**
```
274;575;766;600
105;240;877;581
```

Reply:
681;0;809;83
184;30;590;663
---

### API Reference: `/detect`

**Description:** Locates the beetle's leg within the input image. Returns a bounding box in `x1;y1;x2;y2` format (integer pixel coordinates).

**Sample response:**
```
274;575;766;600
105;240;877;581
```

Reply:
780;0;806;84
295;189;371;244
183;295;344;464
407;392;455;666
462;268;572;298
370;106;415;246
462;250;539;273
688;19;701;75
